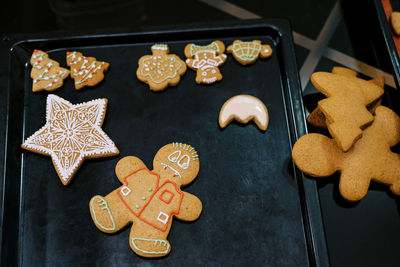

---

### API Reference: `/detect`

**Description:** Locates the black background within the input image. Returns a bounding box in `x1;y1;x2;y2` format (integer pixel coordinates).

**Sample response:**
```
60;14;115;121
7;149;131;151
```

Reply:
1;0;400;266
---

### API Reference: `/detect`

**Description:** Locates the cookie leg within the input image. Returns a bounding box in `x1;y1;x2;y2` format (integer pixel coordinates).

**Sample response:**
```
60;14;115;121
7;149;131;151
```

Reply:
129;218;171;257
89;192;131;233
377;156;400;196
339;172;370;201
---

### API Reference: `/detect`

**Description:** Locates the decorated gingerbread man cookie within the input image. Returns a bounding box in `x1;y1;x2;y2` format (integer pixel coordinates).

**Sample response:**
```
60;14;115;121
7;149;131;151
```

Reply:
89;142;202;257
66;51;110;90
136;44;187;91
184;41;227;84
30;50;70;92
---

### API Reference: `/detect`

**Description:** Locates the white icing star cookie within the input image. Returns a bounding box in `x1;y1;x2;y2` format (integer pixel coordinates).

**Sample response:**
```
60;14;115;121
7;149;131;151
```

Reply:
21;94;119;185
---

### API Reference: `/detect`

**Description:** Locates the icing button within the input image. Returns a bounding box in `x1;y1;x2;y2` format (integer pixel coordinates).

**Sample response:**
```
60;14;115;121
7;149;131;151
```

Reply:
141;196;146;200
135;204;140;209
148;188;153;192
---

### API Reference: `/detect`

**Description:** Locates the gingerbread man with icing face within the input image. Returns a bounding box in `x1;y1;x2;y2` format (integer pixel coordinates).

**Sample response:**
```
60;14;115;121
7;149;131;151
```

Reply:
89;142;202;257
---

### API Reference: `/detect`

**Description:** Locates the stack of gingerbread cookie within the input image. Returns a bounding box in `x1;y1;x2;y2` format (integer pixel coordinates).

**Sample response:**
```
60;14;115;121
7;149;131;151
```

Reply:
292;67;400;201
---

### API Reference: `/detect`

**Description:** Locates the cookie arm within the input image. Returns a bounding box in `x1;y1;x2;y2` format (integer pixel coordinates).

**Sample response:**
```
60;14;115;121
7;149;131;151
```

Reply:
185;58;197;71
260;45;273;58
175;192;202;221
115;156;147;183
292;133;342;177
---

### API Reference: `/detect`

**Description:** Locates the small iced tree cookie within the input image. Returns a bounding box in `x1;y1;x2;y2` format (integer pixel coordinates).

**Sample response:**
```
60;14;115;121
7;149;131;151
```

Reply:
89;142;202;258
66;51;110;90
185;41;227;84
21;94;119;185
227;40;272;65
30;50;69;92
136;44;187;91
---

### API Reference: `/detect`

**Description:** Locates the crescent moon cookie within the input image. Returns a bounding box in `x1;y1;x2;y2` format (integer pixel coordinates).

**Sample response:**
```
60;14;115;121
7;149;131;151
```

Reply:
21;94;119;185
184;41;227;84
89;142;202;257
219;95;269;131
31;50;70;92
136;44;187;91
66;51;110;90
227;40;273;65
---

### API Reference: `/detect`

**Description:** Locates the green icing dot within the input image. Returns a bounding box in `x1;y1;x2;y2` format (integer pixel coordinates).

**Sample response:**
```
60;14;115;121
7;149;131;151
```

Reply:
135;204;140;209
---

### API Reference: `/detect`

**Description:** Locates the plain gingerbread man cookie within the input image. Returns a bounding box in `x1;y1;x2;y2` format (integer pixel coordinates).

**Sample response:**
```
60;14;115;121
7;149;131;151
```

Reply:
89;142;202;257
292;106;400;201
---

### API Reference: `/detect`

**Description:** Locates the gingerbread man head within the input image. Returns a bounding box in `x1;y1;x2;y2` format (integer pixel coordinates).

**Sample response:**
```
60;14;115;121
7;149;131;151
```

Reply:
153;142;200;186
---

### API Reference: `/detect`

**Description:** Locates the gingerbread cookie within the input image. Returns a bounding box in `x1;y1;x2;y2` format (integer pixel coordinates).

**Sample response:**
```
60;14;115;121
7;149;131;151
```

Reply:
30;50;69;92
136;44;187;91
89;142;201;257
391;12;400;35
219;95;269;131
292;106;400;201
66;51;110;90
227;40;272;65
184;41;227;84
311;71;384;151
307;68;384;129
21;94;119;185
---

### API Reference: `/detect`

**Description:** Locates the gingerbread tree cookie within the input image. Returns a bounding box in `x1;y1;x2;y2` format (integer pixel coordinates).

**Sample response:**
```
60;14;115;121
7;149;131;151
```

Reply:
227;40;272;65
292;106;400;201
311;71;384;151
66;51;110;90
30;50;69;92
89;142;202;257
307;67;384;129
185;41;227;84
21;94;119;185
136;44;187;91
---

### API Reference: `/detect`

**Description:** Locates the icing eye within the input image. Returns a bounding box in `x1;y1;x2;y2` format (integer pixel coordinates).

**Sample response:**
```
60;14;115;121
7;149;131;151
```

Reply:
168;151;181;162
211;69;216;74
177;155;190;169
202;72;207;76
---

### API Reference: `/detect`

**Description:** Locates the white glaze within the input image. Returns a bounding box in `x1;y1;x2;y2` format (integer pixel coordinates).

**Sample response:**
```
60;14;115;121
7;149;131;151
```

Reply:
22;94;119;183
219;94;269;131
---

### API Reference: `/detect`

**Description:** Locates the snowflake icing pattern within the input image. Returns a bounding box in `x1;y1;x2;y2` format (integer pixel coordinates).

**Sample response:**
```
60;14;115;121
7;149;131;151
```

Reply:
22;94;119;185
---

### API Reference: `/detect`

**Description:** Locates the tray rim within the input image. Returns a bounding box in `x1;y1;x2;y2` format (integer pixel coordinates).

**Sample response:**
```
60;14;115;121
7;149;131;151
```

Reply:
0;18;329;267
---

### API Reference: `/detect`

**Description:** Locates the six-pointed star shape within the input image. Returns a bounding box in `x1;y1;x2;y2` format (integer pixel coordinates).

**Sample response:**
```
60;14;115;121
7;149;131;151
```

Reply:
22;94;119;185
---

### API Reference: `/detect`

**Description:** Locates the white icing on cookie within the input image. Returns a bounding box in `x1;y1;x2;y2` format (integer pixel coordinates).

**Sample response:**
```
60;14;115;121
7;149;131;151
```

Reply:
22;94;119;184
219;95;269;131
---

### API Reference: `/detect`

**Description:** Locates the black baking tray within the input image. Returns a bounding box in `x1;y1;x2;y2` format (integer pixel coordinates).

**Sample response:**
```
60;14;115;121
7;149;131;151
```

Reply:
0;20;329;266
299;2;400;266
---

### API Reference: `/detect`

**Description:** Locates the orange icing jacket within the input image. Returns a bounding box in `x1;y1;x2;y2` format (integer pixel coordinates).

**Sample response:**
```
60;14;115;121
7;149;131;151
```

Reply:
117;168;183;232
